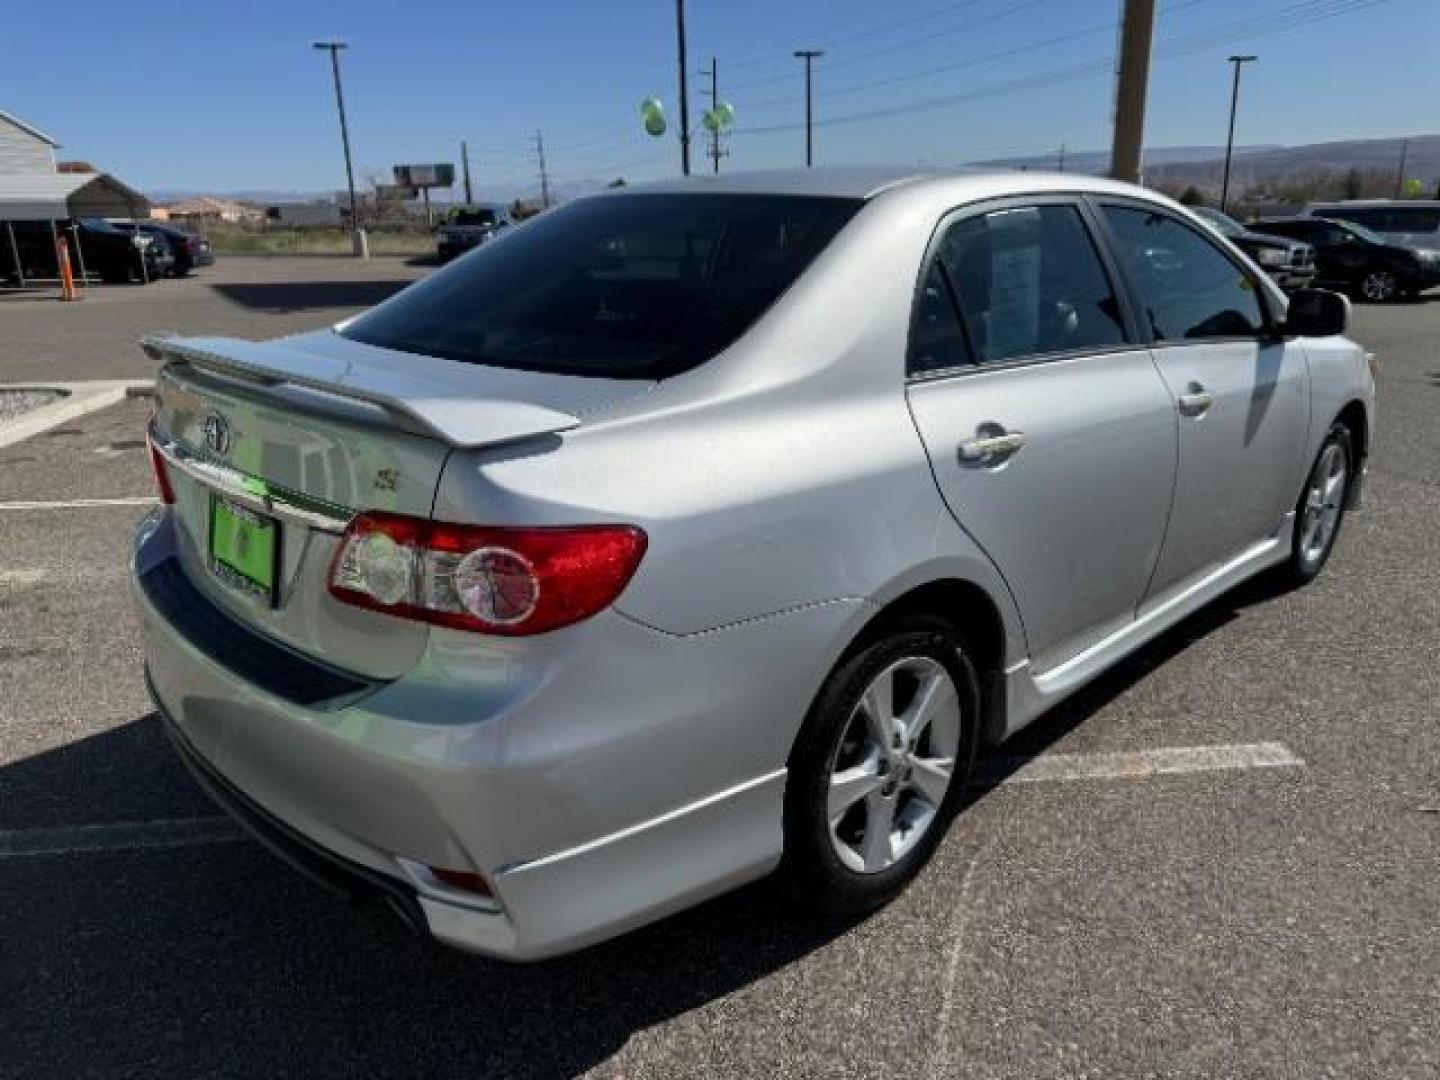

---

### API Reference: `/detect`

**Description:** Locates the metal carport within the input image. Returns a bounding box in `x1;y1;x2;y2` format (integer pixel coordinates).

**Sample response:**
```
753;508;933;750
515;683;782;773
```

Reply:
1;172;151;288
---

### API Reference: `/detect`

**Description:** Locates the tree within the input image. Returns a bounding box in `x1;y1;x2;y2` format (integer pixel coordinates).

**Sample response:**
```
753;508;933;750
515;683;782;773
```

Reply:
1178;185;1206;207
607;177;627;188
1341;168;1364;199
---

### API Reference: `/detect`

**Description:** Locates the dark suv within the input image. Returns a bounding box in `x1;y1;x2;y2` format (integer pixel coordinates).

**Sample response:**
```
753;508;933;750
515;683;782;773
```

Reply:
1252;216;1440;302
109;220;214;276
4;218;173;284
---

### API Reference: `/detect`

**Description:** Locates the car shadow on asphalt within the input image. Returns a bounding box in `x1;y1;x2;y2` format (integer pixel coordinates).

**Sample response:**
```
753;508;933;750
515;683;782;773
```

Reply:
970;571;1290;784
208;280;413;313
2;575;1289;1077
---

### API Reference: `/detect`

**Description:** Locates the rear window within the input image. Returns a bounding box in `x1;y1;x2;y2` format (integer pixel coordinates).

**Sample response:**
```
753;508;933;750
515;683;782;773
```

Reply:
342;193;862;379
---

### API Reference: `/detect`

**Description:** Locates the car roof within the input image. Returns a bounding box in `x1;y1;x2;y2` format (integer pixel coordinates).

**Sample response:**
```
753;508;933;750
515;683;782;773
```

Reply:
616;165;1149;202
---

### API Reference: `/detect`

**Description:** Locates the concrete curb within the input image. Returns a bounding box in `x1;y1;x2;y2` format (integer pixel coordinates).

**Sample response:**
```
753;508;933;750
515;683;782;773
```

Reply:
0;380;154;451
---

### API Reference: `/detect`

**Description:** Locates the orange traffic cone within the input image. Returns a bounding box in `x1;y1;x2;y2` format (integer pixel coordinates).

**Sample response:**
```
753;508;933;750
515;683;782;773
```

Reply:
56;233;82;301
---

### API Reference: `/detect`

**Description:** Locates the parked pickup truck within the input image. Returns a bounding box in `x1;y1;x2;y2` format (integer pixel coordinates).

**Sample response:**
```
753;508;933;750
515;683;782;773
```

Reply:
1191;207;1317;291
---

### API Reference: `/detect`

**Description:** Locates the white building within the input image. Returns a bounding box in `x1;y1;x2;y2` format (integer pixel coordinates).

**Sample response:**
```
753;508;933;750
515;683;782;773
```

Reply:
0;109;59;174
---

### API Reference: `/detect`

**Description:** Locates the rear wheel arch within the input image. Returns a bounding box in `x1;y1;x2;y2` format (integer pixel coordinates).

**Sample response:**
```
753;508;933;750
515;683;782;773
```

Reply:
1335;399;1367;466
838;578;1009;748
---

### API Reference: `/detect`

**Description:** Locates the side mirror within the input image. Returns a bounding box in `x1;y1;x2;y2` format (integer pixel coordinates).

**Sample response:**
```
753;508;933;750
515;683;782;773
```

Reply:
1285;288;1349;337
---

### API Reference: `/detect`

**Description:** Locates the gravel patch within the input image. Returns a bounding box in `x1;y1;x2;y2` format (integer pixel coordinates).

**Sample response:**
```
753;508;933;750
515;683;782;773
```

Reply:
0;388;67;423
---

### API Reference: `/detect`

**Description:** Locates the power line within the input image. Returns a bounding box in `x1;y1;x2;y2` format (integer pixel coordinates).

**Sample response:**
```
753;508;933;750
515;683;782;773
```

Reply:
727;0;1389;137
715;0;1048;93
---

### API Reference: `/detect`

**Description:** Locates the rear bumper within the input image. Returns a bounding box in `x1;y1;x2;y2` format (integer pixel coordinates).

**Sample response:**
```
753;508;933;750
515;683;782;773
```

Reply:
133;508;853;959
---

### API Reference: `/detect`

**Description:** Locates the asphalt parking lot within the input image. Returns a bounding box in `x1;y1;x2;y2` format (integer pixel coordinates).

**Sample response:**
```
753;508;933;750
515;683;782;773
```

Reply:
1;259;1436;1078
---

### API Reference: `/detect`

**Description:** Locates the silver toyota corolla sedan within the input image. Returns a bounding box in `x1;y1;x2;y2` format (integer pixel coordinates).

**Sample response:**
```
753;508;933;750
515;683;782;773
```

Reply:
133;168;1374;959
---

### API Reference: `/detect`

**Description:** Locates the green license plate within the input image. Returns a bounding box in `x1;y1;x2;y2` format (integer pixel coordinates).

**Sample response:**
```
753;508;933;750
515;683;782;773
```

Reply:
209;496;279;602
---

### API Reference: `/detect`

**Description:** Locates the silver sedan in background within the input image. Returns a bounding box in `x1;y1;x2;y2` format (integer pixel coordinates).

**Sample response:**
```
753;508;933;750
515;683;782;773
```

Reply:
134;168;1373;959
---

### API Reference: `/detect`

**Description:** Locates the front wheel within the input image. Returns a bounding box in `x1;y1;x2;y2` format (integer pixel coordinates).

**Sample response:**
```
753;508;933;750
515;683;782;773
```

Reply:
1358;268;1400;303
779;614;979;917
1273;422;1353;588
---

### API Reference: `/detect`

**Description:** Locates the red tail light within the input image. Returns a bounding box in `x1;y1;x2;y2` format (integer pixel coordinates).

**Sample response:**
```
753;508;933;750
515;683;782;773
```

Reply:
327;512;647;636
147;433;175;504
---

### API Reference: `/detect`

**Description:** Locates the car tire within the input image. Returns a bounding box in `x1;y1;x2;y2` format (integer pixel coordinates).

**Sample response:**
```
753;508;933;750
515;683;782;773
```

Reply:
1358;268;1400;303
1273;422;1354;588
779;613;979;917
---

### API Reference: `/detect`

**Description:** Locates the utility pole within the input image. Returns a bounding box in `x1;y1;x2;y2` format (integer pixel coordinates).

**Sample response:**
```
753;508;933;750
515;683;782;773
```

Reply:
311;39;365;256
1108;0;1155;184
699;56;724;173
675;0;691;175
1393;139;1410;198
1057;142;1067;172
1219;54;1257;213
533;131;551;209
794;49;824;168
461;140;474;204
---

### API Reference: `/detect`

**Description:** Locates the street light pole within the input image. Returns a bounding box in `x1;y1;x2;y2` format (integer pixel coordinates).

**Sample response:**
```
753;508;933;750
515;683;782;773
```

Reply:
312;39;366;257
794;49;824;168
1220;54;1257;213
674;0;691;176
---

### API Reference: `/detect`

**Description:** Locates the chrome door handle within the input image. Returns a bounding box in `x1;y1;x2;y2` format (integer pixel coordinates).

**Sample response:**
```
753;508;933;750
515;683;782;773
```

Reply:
958;430;1026;463
1177;384;1213;417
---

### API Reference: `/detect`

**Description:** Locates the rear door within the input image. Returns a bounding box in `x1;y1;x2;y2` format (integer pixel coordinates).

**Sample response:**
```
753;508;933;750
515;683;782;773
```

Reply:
905;198;1177;673
1096;201;1310;613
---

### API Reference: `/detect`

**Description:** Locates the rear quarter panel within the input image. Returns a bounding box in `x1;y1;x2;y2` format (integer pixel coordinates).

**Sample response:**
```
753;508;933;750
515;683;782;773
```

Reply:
432;186;1028;661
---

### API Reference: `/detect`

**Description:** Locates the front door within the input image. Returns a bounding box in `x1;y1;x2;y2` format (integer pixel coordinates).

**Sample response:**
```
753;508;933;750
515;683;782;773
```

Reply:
905;200;1178;674
1097;203;1310;610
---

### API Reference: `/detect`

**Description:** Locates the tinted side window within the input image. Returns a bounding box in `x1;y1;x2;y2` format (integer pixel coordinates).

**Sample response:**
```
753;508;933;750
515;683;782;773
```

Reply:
1330;207;1386;229
1384;207;1440;232
1261;221;1312;241
909;261;973;374
1101;205;1265;341
936;204;1126;365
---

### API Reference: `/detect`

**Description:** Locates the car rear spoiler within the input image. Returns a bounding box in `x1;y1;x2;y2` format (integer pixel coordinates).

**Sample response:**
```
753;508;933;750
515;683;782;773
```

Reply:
140;334;582;449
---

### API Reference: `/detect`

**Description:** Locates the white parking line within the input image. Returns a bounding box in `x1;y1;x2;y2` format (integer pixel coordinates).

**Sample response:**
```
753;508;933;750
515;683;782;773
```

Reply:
0;569;48;586
0;496;155;511
0;817;243;859
0;744;1304;861
975;742;1304;785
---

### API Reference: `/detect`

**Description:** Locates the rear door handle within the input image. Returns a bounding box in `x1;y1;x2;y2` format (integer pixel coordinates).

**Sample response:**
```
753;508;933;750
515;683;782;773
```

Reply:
958;430;1026;464
1177;383;1213;417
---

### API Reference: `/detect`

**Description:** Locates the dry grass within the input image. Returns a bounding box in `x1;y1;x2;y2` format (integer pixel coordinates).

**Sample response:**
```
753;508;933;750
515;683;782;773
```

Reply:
204;227;434;256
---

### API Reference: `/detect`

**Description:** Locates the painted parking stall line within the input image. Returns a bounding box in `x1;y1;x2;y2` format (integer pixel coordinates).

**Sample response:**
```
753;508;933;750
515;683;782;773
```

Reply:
976;742;1304;785
0;817;243;859
0;744;1304;860
0;496;156;511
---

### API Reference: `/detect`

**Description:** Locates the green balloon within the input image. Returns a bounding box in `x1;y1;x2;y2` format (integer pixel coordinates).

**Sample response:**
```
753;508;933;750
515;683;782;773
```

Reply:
701;110;720;133
644;111;666;137
715;102;736;128
640;97;663;120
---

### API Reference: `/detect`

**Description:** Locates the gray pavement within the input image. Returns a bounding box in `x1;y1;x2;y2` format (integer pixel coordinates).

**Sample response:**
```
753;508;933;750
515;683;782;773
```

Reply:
1;255;427;384
0;283;1436;1078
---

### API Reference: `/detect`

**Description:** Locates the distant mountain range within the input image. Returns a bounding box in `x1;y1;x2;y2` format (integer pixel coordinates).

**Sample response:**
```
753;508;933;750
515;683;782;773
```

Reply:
150;136;1440;207
973;135;1440;193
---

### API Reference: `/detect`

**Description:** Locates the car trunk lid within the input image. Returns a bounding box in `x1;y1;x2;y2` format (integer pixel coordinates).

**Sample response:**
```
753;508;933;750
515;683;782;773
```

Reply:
145;331;652;680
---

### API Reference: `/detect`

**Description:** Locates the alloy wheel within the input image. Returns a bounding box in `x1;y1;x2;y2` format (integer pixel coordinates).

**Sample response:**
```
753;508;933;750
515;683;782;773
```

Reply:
1299;441;1347;566
1361;270;1397;302
826;656;961;874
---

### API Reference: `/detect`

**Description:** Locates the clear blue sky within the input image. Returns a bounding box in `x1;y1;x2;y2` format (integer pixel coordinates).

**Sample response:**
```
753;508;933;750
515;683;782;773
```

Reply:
6;0;1438;202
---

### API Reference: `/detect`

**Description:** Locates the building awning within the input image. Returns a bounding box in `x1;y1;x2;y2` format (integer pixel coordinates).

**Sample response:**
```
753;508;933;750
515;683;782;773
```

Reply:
0;172;150;222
